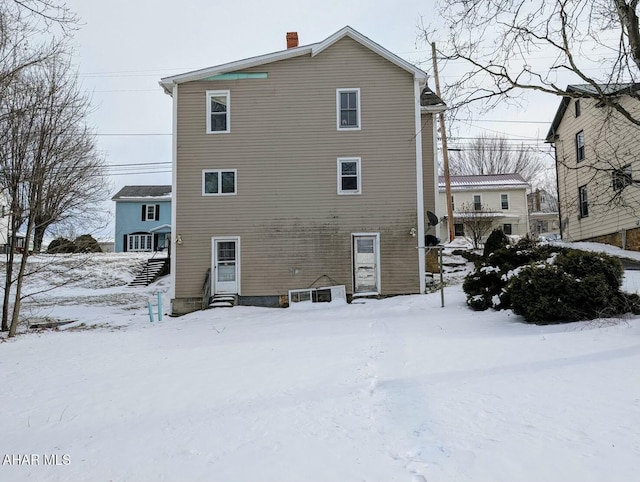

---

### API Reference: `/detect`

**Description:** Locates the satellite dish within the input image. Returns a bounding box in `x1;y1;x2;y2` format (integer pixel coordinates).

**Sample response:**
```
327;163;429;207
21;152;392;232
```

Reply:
427;211;439;226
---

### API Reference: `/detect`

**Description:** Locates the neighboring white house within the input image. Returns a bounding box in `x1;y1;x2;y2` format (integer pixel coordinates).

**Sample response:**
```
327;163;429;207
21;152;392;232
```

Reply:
527;188;560;238
438;174;530;243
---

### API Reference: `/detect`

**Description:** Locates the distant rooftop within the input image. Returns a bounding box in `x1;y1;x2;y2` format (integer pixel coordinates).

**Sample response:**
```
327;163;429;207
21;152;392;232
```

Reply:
112;185;172;200
438;173;528;190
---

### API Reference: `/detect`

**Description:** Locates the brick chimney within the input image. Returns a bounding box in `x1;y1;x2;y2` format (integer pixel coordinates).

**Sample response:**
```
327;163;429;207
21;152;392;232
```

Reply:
286;32;299;49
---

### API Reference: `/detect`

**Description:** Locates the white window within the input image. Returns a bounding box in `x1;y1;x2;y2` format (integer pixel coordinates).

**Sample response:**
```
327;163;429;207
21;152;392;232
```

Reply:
613;164;632;191
128;234;153;252
206;90;230;133
337;158;361;194
142;204;159;221
336;88;361;130
203;169;237;196
576;130;585;162
579;185;588;218
473;195;482;211
501;194;509;210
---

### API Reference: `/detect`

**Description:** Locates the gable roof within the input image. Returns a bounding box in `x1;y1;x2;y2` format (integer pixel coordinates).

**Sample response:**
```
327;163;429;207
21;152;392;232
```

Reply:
112;185;172;201
438;173;528;191
545;83;640;143
159;26;430;95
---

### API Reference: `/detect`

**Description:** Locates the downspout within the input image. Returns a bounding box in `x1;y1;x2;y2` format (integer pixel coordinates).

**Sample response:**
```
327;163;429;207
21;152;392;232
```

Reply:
414;78;426;294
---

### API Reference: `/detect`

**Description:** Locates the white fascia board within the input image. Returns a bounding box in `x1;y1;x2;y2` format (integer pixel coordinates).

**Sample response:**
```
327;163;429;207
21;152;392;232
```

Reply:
159;26;428;95
159;45;315;95
114;196;172;201
312;26;428;80
149;224;172;232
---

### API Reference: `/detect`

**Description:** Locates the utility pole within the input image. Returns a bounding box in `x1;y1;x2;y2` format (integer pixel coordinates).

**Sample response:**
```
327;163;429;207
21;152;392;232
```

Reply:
431;42;455;243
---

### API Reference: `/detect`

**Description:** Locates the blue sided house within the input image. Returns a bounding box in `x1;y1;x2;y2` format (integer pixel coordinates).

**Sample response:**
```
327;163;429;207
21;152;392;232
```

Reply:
112;185;172;253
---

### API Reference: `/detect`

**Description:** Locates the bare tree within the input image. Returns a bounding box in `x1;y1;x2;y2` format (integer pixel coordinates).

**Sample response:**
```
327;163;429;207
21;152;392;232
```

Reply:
456;202;501;249
421;1;640;123
0;57;105;337
449;134;544;184
0;1;76;105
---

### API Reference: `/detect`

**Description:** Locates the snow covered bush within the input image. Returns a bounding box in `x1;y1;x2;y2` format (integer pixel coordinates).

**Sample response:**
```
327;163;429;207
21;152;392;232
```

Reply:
483;228;509;258
47;237;76;253
463;240;559;311
505;250;639;324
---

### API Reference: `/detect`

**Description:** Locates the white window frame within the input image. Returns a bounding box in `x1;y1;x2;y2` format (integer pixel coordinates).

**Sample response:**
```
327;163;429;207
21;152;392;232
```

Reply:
128;234;153;252
473;194;482;211
336;88;361;131
206;90;230;134
337;157;361;195
500;193;509;210
579;185;589;218
145;204;156;221
202;169;237;196
576;130;585;162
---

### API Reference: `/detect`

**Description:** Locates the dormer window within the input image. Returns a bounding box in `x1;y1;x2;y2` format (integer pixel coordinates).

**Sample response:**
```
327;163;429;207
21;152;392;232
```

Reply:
336;88;360;130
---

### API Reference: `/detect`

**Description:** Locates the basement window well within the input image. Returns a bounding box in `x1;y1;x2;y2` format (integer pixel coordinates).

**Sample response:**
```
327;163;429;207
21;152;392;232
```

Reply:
288;286;347;305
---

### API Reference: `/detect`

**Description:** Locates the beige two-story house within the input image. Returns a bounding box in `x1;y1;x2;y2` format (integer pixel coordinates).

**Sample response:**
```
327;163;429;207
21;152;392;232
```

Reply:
546;84;640;249
438;174;530;242
160;26;445;314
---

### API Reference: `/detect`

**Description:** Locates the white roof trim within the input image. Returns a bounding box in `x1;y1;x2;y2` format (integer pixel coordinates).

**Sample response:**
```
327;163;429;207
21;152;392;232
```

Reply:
149;224;172;233
159;26;427;95
311;26;427;80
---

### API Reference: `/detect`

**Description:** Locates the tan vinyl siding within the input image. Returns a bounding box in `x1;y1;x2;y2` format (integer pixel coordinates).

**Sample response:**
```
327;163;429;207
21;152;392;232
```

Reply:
555;96;640;242
174;37;425;300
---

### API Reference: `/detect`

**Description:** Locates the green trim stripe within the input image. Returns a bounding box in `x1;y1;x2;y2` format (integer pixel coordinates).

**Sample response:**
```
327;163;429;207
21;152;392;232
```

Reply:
205;72;268;81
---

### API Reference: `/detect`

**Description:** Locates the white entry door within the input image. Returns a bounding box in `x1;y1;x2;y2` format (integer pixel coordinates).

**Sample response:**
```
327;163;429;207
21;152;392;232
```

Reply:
212;238;239;294
353;234;380;294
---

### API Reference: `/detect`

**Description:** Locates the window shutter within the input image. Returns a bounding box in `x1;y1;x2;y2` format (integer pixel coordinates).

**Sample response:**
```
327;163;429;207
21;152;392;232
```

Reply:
153;233;159;251
141;205;147;221
155;204;160;221
123;235;128;252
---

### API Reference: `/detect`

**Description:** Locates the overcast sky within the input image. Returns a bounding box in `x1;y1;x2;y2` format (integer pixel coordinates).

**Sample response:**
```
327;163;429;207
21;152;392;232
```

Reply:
62;0;559;238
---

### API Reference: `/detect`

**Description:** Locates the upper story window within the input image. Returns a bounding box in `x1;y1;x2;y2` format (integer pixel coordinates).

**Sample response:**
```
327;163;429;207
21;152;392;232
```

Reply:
336;88;360;130
203;169;237;196
613;164;633;191
142;204;159;221
473;194;482;211
576;130;585;162
578;185;588;218
575;99;581;117
337;157;361;194
206;90;230;133
501;194;509;210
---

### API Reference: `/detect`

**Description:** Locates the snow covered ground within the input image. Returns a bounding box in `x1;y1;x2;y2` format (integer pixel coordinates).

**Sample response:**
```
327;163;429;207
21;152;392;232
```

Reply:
1;249;639;481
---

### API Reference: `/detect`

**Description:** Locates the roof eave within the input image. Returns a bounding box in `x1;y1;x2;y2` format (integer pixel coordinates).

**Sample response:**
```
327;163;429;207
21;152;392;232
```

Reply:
311;26;428;80
159;44;315;95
